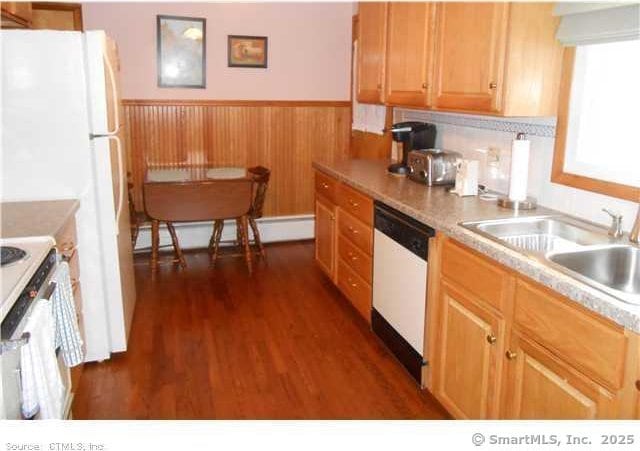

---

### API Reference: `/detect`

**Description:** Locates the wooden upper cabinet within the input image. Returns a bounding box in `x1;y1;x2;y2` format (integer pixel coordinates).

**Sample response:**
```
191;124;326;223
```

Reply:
31;3;83;31
1;2;32;28
503;332;618;419
433;2;508;113
356;2;388;104
384;2;435;108
432;2;563;115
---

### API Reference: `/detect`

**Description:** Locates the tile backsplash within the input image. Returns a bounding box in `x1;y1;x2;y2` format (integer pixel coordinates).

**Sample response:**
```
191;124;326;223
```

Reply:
395;108;638;231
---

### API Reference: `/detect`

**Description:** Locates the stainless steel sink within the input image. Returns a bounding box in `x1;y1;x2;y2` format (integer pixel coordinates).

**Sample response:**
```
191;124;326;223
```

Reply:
462;216;611;255
461;215;640;306
548;245;640;303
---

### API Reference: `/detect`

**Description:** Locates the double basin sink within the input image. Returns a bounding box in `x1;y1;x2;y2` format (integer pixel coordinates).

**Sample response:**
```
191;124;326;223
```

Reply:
461;216;640;305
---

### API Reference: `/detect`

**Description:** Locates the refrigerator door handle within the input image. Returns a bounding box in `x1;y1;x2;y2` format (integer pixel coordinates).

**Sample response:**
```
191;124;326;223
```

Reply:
107;134;125;235
91;53;120;139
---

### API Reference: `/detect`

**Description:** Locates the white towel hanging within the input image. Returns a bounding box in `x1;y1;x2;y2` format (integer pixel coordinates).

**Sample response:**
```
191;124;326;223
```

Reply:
20;299;65;419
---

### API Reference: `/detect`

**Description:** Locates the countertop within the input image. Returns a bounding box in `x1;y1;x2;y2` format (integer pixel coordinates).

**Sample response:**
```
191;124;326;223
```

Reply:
313;158;640;333
1;199;79;240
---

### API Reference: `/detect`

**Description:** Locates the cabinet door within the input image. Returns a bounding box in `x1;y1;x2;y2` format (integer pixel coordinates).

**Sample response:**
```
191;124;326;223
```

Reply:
356;2;388;104
315;196;337;280
433;2;508;112
385;2;434;107
503;332;619;419
1;2;32;27
434;280;505;419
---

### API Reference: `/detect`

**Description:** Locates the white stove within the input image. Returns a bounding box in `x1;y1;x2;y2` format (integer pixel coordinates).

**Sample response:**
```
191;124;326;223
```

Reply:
0;236;56;323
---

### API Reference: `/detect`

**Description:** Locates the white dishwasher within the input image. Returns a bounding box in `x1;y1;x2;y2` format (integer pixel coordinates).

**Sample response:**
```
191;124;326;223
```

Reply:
372;201;435;384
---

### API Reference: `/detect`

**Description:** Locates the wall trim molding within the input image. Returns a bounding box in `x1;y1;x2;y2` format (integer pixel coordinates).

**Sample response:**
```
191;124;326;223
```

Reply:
134;214;315;252
398;108;557;138
123;99;351;107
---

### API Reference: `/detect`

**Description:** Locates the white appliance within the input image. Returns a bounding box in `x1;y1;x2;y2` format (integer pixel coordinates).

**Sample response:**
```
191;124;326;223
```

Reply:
0;237;67;419
451;159;479;197
372;202;435;384
1;30;136;362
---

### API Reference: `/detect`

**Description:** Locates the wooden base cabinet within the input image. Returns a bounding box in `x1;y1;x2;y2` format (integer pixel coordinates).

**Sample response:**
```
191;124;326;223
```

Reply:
503;332;617;419
314;170;373;323
434;280;505;419
430;235;640;419
314;196;337;281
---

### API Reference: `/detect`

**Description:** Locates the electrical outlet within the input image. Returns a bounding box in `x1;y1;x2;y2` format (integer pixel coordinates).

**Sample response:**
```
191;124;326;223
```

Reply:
487;147;500;166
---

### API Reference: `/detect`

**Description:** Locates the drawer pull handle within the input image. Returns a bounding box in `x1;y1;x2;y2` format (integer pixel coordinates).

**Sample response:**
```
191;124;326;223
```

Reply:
348;199;359;208
347;226;359;235
486;335;497;344
505;350;518;360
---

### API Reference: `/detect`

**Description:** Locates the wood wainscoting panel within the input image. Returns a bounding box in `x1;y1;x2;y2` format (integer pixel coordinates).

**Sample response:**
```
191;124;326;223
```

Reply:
123;100;351;217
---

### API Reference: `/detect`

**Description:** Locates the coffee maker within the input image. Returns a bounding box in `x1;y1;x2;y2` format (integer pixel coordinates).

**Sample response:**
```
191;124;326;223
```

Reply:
388;121;437;175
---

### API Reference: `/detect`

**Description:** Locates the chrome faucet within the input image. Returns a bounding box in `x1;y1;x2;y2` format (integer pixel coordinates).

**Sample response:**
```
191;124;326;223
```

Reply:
630;205;640;244
602;208;624;239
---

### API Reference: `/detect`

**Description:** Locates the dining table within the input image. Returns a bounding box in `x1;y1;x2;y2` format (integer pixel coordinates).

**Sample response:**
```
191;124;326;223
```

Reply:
143;165;251;272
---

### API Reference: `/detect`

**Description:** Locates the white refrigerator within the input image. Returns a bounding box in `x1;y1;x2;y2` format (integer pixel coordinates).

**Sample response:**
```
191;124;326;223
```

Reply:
1;30;136;362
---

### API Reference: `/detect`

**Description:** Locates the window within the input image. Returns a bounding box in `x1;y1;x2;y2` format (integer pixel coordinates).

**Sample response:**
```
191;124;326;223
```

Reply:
552;40;640;201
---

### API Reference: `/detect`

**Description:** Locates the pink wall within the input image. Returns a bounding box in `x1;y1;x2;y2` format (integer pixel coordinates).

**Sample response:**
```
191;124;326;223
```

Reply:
83;2;353;100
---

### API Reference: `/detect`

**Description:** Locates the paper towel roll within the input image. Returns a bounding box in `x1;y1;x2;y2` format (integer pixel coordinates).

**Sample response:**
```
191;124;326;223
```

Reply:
508;134;530;202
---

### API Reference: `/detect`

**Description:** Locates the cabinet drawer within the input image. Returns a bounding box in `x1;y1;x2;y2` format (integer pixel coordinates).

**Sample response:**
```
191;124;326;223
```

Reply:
337;183;373;226
514;279;628;389
441;239;511;312
338;234;373;284
337;259;372;322
315;171;339;204
338;210;372;255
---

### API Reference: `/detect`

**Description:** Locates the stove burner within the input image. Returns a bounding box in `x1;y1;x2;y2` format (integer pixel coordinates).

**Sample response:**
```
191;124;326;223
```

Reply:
1;246;28;267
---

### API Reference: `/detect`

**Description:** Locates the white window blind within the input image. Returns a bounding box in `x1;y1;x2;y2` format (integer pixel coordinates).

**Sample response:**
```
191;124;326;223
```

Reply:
554;3;640;46
563;40;640;188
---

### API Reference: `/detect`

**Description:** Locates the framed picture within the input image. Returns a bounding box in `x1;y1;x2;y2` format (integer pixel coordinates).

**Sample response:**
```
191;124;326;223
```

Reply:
157;15;206;88
228;35;268;68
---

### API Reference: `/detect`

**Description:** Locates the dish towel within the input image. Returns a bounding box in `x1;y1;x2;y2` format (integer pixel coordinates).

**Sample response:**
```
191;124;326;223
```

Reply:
20;299;65;419
351;41;387;135
52;262;84;367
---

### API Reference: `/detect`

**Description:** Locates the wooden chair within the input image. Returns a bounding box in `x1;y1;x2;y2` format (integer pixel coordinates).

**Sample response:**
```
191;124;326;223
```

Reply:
210;166;271;259
130;177;184;268
247;166;271;258
144;178;255;273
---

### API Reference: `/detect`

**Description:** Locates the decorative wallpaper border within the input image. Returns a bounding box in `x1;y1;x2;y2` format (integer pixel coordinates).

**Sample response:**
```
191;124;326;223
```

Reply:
399;108;557;138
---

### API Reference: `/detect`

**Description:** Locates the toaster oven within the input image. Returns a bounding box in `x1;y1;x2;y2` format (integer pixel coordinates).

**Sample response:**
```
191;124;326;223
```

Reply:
407;149;461;186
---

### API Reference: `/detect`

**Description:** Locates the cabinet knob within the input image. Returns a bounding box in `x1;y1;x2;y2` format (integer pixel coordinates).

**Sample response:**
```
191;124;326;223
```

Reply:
348;278;358;288
422;82;428;89
348;199;359;208
321;183;329;189
489;82;497;89
505;350;518;360
635;380;640;391
347;252;358;261
377;83;382;90
347;226;359;235
486;334;497;344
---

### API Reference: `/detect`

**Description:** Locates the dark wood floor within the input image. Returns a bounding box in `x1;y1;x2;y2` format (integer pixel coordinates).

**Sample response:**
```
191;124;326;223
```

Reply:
73;242;448;419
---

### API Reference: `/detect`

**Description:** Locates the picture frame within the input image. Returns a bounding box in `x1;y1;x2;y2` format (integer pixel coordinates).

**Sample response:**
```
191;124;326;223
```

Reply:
227;35;268;68
157;15;206;88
